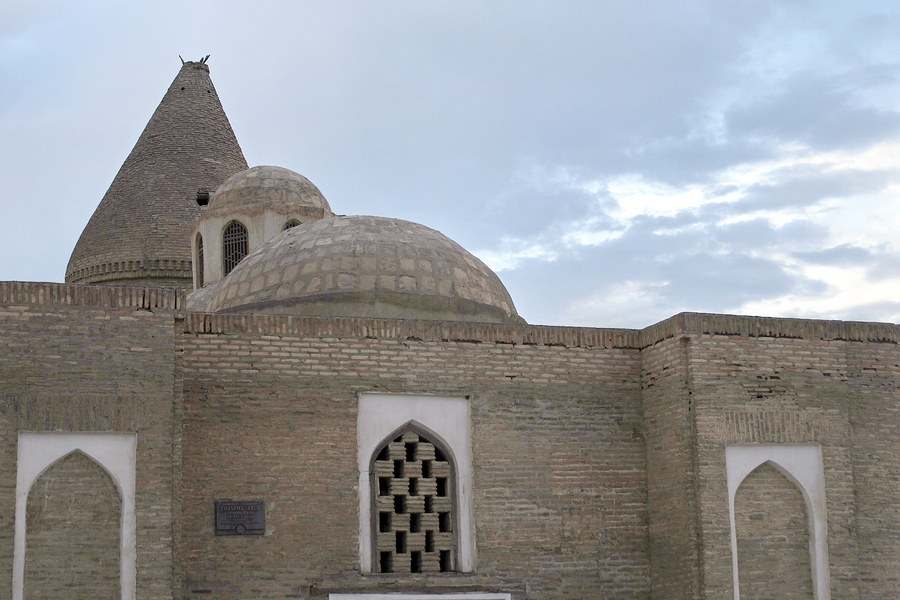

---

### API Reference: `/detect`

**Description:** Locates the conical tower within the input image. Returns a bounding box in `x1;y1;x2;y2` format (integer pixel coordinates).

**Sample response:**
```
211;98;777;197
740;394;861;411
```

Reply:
66;59;248;288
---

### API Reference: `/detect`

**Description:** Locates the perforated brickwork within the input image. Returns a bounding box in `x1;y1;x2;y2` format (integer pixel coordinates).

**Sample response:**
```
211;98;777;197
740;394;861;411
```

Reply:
373;431;455;573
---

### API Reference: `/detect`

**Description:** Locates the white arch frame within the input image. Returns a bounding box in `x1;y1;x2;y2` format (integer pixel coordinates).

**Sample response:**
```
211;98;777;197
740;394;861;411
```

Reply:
725;444;830;600
13;432;137;600
357;393;474;573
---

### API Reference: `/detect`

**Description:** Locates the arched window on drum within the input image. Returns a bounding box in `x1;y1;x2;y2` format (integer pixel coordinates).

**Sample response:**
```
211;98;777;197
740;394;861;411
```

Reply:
195;233;204;287
222;220;248;276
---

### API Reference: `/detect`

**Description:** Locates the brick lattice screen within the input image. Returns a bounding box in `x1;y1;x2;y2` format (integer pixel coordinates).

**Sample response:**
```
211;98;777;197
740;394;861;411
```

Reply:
373;431;455;573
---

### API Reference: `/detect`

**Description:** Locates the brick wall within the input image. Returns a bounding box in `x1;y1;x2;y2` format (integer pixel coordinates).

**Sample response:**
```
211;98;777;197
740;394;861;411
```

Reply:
179;314;650;599
640;335;701;600
846;341;900;599
643;313;898;600
0;282;182;600
0;285;897;600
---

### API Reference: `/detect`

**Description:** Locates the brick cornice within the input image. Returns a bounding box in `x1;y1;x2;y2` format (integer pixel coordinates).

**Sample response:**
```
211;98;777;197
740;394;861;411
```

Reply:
65;259;192;285
0;281;183;310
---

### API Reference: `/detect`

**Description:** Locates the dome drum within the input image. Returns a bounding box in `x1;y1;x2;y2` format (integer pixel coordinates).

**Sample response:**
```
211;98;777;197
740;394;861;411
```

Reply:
192;165;333;288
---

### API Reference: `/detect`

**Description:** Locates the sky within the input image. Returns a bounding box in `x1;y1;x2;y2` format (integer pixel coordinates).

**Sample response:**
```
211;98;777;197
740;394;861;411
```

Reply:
2;1;899;328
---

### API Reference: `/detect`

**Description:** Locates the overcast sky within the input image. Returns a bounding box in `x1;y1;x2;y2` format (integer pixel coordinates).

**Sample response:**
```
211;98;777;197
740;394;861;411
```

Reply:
2;1;899;328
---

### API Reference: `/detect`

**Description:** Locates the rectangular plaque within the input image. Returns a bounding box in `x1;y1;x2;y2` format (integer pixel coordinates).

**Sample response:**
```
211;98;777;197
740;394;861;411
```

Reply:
215;500;265;535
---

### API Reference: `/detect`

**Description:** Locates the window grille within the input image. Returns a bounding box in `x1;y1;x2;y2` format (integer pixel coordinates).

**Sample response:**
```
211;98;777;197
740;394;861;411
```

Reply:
222;221;248;276
283;219;301;230
372;429;456;573
196;234;204;287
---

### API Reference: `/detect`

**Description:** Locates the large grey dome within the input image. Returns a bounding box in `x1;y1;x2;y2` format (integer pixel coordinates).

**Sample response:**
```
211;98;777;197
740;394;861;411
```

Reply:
195;215;523;324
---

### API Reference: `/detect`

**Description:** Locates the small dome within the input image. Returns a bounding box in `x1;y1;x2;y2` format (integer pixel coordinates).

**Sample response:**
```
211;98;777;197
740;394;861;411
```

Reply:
197;215;523;324
207;165;332;216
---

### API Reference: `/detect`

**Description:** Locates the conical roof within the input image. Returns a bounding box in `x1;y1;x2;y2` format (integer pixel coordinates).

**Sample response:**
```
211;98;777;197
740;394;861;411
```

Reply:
66;60;248;288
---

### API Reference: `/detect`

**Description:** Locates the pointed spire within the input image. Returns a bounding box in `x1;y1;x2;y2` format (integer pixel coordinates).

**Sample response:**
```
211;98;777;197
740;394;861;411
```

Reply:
66;60;248;288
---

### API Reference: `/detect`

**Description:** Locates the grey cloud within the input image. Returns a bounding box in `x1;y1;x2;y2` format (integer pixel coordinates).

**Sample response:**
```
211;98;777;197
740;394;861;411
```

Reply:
782;300;900;324
735;168;894;211
835;300;900;323
794;244;876;266
867;254;900;280
710;219;827;253
727;72;900;151
502;208;832;325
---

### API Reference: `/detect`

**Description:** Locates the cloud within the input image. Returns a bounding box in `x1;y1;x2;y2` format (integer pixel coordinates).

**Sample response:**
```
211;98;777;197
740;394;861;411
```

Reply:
735;166;895;211
793;244;876;267
727;73;900;151
2;1;899;328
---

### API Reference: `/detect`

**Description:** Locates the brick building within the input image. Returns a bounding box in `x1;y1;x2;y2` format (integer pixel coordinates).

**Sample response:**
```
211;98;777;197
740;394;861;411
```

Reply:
1;60;896;600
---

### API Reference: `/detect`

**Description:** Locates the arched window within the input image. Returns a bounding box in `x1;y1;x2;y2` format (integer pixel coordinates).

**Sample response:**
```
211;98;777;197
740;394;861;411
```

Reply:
370;426;457;573
222;220;248;276
196;233;204;287
283;219;301;231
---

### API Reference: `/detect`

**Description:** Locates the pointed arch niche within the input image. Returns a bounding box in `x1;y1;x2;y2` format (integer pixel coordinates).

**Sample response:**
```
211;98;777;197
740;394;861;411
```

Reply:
725;445;830;600
14;432;137;600
358;394;474;574
370;422;458;573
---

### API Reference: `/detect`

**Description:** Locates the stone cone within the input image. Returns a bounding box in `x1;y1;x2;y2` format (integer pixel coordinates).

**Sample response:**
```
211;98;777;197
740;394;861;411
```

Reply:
66;60;248;288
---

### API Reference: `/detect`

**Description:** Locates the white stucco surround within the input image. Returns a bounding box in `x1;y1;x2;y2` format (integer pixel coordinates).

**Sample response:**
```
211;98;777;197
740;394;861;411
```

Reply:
725;444;830;600
13;432;137;600
357;393;474;573
331;595;510;600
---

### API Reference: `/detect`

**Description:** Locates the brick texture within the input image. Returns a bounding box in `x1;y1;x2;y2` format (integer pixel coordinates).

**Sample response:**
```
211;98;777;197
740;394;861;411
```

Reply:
0;284;897;600
0;282;182;600
25;451;121;600
66;61;248;288
734;462;813;599
179;318;648;599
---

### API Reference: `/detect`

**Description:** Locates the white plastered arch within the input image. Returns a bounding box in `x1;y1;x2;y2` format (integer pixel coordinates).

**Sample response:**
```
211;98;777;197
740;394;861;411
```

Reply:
357;393;474;573
13;432;137;600
725;444;830;600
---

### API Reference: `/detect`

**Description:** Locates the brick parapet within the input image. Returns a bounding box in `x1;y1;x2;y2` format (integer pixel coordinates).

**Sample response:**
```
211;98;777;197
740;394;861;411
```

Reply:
182;311;642;348
4;284;896;348
0;281;184;311
642;312;899;347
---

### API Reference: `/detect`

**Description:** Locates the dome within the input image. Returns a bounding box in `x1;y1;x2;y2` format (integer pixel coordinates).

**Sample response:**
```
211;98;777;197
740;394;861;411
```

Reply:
207;165;332;216
192;165;334;288
196;215;523;324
